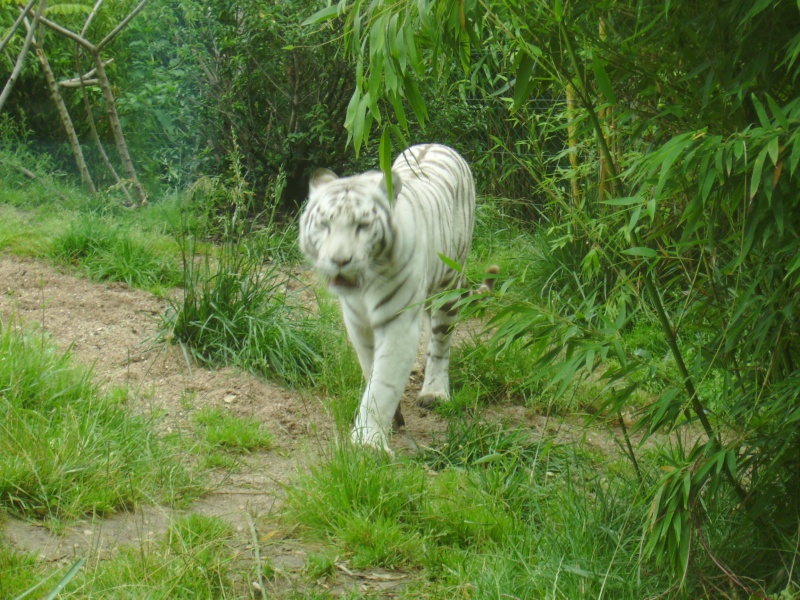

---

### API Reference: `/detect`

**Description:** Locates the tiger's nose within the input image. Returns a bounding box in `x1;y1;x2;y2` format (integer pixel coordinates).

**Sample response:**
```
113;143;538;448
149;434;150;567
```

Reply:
332;255;352;267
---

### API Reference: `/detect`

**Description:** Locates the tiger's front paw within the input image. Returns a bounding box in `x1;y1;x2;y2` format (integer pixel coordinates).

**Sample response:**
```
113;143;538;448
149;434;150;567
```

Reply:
351;423;393;454
416;392;447;409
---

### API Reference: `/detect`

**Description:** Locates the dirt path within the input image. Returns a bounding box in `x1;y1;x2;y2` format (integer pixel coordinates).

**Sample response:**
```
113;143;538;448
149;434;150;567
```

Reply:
0;255;477;596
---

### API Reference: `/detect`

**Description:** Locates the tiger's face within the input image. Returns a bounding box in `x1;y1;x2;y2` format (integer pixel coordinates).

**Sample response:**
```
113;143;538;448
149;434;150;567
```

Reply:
299;169;399;294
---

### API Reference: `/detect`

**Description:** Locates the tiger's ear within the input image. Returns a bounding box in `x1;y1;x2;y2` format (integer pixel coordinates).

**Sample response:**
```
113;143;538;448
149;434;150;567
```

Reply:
379;170;402;203
309;168;338;191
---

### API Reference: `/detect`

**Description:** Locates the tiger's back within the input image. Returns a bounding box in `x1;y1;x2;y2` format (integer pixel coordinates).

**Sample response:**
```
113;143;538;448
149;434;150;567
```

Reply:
391;144;476;292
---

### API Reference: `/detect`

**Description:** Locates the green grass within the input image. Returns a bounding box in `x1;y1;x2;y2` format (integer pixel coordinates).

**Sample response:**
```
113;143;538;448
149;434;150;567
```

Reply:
51;218;181;292
282;416;689;599
450;335;545;408
195;406;274;453
0;317;202;525
160;222;323;386
0;514;237;599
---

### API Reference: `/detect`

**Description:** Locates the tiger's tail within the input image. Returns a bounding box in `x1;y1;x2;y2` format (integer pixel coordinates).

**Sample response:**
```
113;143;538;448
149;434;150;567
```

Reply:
476;265;500;294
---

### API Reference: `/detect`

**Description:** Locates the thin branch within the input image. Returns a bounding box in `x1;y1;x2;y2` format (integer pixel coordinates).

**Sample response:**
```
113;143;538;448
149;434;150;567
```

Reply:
0;0;44;112
29;26;96;193
59;57;112;86
81;0;105;37
0;0;37;55
97;0;149;50
60;78;99;87
38;15;94;50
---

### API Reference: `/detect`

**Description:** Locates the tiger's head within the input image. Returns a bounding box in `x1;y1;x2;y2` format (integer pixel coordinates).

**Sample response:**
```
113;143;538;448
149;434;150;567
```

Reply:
299;168;402;294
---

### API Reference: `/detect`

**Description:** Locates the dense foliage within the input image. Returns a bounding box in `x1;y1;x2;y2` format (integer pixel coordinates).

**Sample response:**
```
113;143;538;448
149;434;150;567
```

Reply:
310;0;800;593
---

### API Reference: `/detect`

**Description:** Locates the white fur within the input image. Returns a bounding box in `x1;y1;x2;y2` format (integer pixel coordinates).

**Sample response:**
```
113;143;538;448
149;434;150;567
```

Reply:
299;144;475;451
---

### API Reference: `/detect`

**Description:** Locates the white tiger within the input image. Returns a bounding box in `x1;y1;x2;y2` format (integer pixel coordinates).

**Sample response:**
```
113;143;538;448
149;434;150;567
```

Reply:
299;144;478;451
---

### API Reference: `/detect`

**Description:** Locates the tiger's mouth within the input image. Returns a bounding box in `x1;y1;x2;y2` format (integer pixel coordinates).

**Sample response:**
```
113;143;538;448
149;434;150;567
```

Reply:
330;274;358;289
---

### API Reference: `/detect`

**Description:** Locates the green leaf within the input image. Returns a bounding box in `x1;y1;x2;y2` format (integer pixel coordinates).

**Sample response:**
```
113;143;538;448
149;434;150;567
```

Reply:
766;94;790;130
403;25;420;71
473;452;504;465
437;253;464;273
45;3;91;15
751;94;771;128
602;196;643;206
646;198;656;221
785;249;800;278
749;146;769;199
404;76;428;126
678;514;691;575
512;52;536;112
626;205;642;236
592;54;617;105
302;5;339;26
726;449;737;479
622;247;657;258
344;86;361;136
790;131;800;176
352;92;371;154
767;135;780;166
389;93;408;131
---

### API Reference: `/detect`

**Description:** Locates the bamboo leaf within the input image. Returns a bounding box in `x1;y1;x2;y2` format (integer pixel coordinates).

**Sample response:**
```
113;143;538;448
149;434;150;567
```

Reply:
622;247;657;258
389;92;408;131
749;146;769;199
766;94;790;130
751;94;771;128
404;76;428;125
592;54;617;105
602;196;643;206
767;136;779;166
512;52;536;112
302;5;340;26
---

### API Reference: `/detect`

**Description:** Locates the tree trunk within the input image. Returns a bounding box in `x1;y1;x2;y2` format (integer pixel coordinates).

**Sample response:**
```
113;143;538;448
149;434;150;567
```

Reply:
92;50;146;204
34;42;96;193
74;48;133;204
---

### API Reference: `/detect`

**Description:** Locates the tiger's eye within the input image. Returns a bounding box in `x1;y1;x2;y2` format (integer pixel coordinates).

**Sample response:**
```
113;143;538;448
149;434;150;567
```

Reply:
356;223;369;234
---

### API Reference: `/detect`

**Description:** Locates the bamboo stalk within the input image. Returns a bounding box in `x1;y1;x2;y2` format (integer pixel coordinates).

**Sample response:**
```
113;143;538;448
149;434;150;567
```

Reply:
74;47;133;203
34;39;96;193
92;50;146;203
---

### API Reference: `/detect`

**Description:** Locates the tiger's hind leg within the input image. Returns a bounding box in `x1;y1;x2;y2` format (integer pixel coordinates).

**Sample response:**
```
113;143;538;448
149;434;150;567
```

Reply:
417;301;458;409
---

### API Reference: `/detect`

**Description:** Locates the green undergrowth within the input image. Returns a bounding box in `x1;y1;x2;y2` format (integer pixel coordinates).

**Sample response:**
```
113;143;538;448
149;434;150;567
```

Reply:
450;335;545;409
52;217;181;293
0;317;203;526
160;219;324;386
191;406;275;470
0;514;237;599
283;419;685;599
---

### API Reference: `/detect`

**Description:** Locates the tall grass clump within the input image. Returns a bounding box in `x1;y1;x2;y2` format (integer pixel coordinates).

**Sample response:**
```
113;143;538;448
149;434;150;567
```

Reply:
0;318;201;524
51;218;181;292
161;169;322;386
